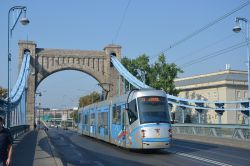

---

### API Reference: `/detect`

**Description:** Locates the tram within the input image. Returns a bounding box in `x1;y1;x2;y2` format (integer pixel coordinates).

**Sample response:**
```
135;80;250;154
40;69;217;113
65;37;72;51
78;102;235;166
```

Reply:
78;89;172;149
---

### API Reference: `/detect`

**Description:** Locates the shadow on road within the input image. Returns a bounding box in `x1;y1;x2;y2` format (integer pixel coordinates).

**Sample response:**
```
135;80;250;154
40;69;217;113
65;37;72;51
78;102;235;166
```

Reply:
47;129;157;166
12;131;38;166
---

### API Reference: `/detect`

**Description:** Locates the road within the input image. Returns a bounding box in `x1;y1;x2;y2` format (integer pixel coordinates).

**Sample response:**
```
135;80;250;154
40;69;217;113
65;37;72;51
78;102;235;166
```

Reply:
46;128;250;166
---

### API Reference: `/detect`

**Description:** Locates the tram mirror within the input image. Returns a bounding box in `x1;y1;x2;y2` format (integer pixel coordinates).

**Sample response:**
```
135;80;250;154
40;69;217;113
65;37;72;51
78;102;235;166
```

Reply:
125;103;128;110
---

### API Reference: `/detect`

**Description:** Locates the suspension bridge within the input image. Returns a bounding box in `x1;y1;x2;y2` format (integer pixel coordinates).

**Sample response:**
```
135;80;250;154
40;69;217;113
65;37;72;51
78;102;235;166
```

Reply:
0;41;249;134
0;41;250;166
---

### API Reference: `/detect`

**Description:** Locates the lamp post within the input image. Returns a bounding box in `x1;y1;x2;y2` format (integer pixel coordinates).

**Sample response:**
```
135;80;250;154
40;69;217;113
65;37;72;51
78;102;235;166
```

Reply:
35;92;42;127
7;6;30;128
136;69;147;88
232;17;250;125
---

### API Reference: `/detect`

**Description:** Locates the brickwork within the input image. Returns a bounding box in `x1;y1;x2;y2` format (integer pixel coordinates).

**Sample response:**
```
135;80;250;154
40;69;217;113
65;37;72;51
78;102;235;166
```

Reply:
18;41;123;127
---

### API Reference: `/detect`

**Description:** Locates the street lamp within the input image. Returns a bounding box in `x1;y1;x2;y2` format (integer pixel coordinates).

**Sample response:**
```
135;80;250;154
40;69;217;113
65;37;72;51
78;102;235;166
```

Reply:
7;6;30;128
35;92;42;127
137;69;147;88
232;17;250;125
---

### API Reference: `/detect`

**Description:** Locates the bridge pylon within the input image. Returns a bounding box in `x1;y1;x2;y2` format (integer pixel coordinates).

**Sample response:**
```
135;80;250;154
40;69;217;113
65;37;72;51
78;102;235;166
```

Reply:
18;40;123;127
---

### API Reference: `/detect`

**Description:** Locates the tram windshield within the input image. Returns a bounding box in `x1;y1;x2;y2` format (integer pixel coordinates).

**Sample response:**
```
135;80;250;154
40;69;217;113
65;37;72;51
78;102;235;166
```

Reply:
137;96;170;124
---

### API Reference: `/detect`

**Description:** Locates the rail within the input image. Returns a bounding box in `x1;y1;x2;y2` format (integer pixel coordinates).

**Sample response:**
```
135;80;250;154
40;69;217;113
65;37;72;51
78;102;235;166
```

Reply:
9;125;30;139
172;124;250;140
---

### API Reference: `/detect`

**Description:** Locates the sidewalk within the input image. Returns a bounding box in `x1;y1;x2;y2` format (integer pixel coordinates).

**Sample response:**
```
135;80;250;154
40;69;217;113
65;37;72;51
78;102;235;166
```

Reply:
173;133;250;150
12;129;63;166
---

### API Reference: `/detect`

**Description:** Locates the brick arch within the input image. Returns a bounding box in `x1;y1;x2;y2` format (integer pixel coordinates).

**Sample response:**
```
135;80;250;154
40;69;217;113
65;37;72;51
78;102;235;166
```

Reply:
36;68;104;92
18;41;123;127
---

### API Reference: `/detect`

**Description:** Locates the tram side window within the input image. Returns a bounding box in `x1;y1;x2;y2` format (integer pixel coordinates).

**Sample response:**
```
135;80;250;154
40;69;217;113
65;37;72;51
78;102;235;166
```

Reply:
78;113;82;123
128;99;138;124
112;106;121;125
91;113;95;119
90;113;95;125
98;113;102;127
84;114;88;124
102;112;108;135
101;112;108;126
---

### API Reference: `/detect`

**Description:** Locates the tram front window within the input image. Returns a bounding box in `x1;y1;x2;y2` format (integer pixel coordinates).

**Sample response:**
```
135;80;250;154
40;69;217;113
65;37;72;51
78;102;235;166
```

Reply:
137;96;170;124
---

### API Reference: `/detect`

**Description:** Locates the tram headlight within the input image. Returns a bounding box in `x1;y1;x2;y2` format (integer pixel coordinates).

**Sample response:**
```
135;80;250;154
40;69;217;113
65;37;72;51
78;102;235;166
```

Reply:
168;128;172;138
141;129;146;138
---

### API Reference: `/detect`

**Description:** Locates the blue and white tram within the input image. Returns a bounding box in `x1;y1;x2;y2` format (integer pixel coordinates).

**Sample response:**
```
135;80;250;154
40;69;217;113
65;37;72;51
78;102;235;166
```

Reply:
78;89;172;149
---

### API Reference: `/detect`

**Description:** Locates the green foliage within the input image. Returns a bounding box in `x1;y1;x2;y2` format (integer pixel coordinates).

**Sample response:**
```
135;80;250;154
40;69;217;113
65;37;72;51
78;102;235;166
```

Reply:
121;54;151;88
121;53;183;95
78;91;100;108
0;87;7;99
70;110;78;122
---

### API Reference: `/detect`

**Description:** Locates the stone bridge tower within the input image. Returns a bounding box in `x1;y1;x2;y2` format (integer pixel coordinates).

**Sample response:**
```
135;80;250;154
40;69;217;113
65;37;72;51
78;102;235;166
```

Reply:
18;40;123;126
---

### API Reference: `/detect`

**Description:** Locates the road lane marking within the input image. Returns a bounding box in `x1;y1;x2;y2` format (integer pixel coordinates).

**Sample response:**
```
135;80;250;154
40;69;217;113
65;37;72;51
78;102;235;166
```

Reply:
167;150;233;166
176;152;232;166
174;144;249;162
93;161;105;166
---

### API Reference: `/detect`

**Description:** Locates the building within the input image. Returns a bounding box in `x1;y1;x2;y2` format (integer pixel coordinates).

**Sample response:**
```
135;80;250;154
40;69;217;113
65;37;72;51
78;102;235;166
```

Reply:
36;108;75;127
174;69;248;124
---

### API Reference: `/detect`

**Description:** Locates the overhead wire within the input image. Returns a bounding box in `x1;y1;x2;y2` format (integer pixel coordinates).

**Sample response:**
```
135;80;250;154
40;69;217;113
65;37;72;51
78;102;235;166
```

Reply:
172;33;236;63
179;41;249;68
151;0;250;61
112;0;132;44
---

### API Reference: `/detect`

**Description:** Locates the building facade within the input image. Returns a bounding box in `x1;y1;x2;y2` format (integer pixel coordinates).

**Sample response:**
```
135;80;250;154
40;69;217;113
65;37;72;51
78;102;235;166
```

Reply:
36;108;75;125
174;69;248;124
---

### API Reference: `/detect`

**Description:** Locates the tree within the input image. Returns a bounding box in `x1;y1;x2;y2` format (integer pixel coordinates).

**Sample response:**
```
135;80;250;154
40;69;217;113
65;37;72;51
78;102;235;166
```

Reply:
70;110;78;123
121;53;183;95
148;54;183;95
78;91;100;108
0;87;7;99
122;54;151;90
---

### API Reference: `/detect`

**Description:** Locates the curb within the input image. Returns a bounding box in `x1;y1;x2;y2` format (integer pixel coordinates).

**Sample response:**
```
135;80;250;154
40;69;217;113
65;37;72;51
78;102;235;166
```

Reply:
43;130;64;166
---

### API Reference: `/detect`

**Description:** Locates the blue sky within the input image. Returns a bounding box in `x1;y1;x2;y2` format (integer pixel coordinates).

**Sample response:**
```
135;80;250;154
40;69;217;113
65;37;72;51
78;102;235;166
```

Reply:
0;0;249;109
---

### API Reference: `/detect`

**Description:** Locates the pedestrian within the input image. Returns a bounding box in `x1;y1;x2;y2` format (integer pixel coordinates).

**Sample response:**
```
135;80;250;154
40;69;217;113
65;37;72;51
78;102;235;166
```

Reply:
0;116;13;166
34;123;37;130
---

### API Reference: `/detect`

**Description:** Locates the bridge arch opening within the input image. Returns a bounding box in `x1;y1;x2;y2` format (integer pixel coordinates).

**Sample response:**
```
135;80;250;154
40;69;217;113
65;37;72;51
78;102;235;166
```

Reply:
23;49;30;54
110;52;117;67
36;70;103;110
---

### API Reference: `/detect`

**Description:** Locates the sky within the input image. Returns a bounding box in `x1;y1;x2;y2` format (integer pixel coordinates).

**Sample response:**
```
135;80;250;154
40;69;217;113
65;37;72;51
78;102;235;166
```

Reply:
0;0;249;109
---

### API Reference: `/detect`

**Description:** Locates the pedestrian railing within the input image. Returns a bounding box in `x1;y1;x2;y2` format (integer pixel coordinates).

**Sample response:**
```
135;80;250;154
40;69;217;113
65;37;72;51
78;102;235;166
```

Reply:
172;124;250;140
9;125;30;139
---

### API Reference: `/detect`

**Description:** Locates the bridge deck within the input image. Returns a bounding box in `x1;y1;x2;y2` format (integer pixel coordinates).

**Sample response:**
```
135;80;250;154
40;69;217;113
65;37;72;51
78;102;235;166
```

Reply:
11;128;250;166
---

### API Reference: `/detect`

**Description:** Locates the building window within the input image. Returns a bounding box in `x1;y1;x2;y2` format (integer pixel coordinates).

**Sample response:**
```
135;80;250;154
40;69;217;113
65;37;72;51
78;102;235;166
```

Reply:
237;114;241;121
213;92;217;98
244;91;248;99
236;91;241;98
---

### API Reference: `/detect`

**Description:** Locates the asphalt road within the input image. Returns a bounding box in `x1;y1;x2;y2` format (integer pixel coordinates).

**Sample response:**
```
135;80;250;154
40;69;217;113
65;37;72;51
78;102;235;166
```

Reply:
46;128;250;166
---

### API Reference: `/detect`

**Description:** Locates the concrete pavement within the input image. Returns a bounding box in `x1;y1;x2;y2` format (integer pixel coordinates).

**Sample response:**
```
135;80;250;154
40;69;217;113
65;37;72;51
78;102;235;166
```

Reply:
12;129;63;166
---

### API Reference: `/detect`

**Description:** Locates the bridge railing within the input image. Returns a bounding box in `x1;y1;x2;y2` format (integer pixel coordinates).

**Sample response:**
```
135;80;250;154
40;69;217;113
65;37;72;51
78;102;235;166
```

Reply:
172;124;250;140
9;125;30;139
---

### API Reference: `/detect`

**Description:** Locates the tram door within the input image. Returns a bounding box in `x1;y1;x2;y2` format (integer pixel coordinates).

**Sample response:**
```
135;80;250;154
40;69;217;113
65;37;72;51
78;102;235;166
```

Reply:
121;105;127;147
111;105;125;146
